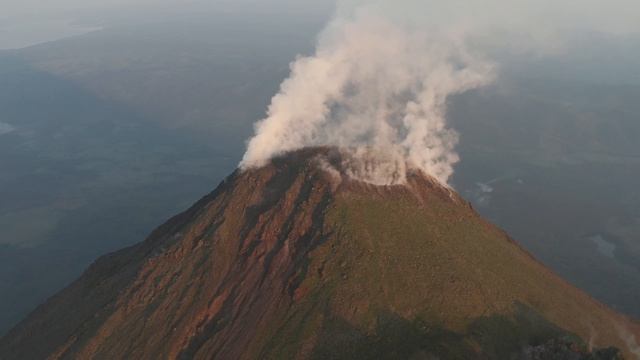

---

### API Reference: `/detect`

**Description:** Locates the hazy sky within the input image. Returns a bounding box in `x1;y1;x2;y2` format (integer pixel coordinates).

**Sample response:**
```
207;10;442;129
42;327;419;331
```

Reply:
339;0;640;32
1;0;639;50
0;0;335;49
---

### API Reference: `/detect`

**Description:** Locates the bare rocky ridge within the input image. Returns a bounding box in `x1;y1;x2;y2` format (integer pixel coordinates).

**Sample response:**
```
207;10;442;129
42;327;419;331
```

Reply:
1;147;639;359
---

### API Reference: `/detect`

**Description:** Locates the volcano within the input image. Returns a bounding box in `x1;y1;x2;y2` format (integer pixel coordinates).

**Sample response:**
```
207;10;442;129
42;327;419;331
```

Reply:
1;148;639;359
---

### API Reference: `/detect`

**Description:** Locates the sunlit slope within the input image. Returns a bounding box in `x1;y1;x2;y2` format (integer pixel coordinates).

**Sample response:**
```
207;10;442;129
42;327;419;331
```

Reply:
1;148;638;359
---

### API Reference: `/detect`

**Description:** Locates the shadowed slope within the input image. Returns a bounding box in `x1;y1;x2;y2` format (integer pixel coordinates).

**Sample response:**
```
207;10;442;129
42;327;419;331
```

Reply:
1;148;639;359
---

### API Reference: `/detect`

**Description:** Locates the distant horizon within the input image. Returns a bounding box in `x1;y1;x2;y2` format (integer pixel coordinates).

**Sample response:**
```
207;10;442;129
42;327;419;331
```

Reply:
0;20;102;50
0;0;335;50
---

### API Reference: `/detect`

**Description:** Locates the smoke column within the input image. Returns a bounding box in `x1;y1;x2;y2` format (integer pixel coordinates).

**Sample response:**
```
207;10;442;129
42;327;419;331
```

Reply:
240;8;493;185
240;0;640;185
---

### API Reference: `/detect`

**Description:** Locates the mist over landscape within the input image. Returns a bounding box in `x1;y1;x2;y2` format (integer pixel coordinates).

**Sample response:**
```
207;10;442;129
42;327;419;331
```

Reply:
1;0;640;357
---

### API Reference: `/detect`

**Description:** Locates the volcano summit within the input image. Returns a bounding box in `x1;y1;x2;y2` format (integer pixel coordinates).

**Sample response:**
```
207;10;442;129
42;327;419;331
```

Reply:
1;148;639;359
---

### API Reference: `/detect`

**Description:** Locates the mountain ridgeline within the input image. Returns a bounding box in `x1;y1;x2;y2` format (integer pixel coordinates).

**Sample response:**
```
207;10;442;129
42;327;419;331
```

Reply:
1;147;639;359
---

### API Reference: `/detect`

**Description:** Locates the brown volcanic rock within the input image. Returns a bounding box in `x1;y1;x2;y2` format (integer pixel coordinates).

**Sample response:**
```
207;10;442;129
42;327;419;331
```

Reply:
1;148;639;359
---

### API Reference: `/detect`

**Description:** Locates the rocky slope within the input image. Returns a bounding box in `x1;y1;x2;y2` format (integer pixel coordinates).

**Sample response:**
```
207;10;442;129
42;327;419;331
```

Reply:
1;148;639;359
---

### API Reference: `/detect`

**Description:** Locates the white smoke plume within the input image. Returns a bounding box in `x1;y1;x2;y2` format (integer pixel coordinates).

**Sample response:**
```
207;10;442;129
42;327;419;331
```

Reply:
240;9;493;185
240;0;640;185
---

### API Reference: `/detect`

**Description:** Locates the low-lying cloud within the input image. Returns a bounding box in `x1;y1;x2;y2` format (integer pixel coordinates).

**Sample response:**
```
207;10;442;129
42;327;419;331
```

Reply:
0;122;15;136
